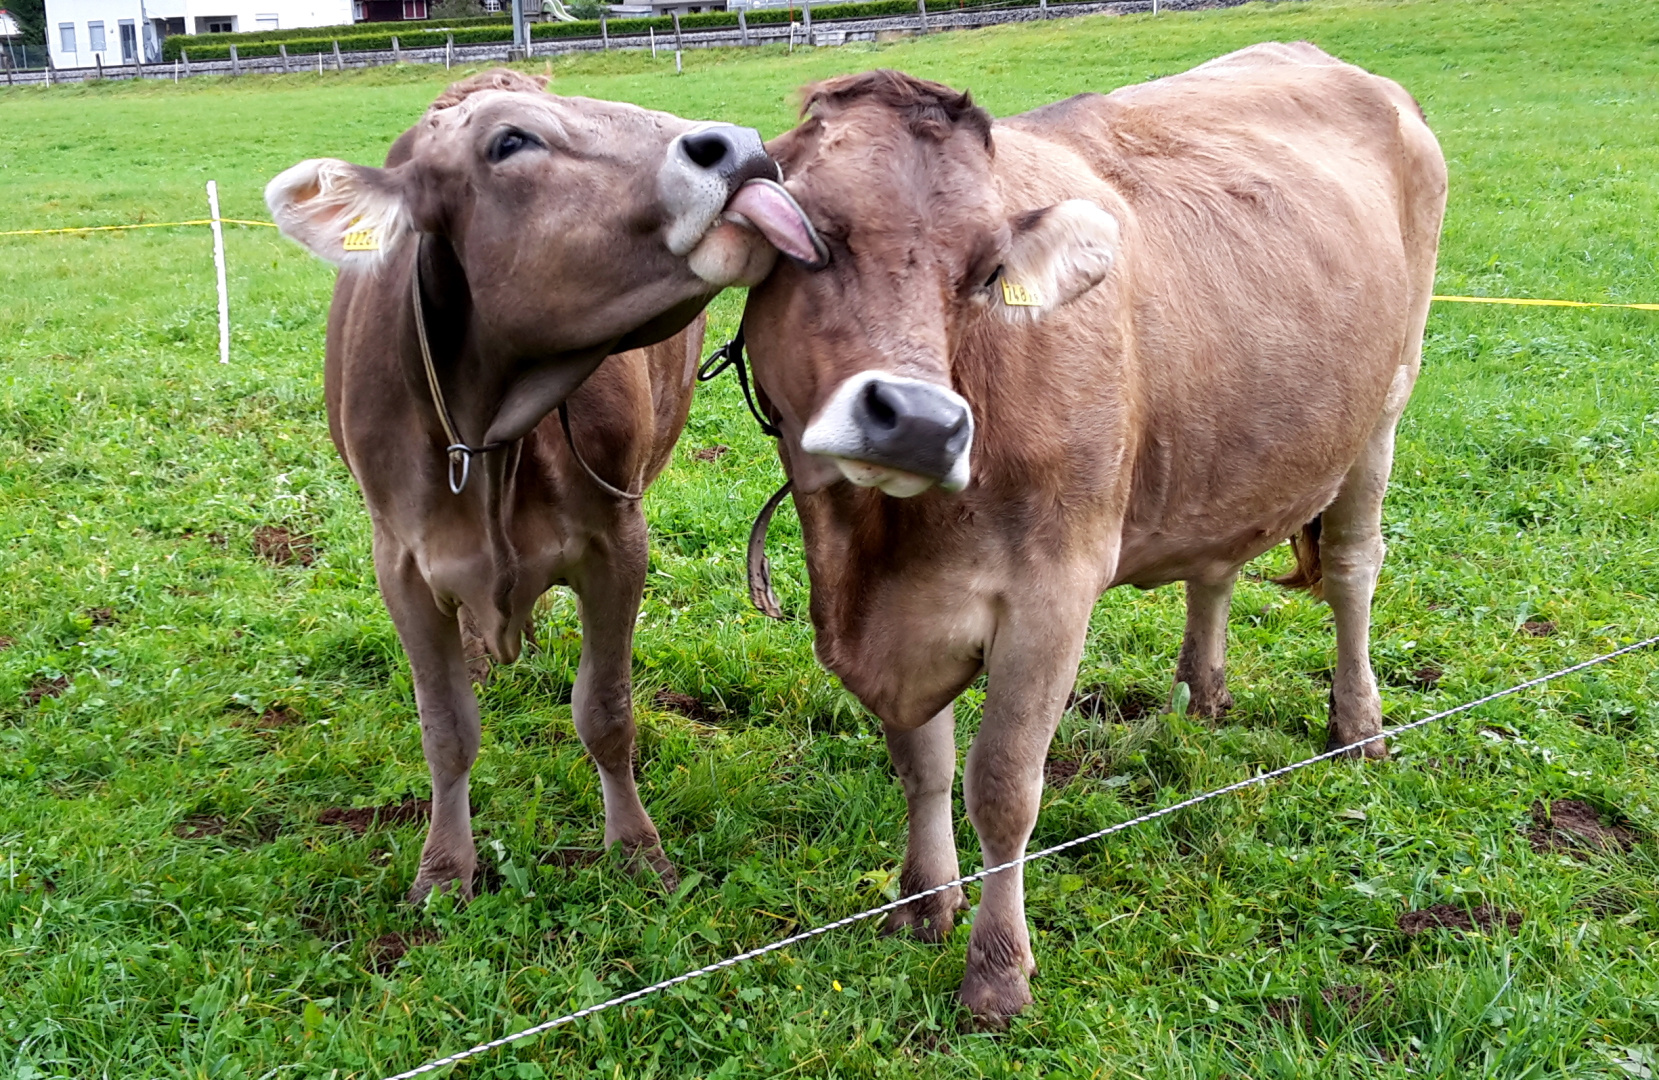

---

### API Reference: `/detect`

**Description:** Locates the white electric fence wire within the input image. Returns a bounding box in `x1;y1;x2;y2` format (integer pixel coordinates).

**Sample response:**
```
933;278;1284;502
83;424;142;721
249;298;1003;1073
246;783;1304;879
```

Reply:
381;633;1659;1080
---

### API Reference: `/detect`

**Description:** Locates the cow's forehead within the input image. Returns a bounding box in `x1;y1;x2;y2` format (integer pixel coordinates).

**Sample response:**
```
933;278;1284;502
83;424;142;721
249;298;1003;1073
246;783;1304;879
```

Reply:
413;89;678;151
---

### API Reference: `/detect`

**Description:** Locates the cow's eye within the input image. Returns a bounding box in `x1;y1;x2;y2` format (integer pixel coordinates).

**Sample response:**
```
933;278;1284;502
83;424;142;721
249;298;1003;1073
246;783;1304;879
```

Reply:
487;128;540;163
982;264;1004;290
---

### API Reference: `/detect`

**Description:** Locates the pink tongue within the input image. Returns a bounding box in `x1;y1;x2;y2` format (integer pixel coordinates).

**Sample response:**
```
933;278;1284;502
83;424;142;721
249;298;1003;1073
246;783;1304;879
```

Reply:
725;180;822;266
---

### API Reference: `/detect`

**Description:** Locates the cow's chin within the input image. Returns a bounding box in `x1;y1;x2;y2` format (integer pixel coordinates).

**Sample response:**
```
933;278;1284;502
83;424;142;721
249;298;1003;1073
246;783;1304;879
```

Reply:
687;218;778;287
832;458;936;498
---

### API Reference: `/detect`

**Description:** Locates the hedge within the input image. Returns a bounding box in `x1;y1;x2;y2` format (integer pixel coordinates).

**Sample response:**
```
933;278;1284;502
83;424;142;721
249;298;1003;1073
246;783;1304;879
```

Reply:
161;15;510;59
165;0;1063;61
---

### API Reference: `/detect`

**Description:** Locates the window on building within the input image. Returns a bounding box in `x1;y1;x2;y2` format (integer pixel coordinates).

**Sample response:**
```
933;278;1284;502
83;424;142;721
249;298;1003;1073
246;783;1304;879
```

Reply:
197;16;236;33
58;22;76;52
118;19;136;60
483;0;501;11
256;13;279;28
88;20;105;51
402;0;428;18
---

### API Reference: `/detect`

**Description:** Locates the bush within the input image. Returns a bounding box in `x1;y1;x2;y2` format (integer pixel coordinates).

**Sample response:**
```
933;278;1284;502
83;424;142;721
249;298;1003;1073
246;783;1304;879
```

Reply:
162;0;1060;61
161;14;511;60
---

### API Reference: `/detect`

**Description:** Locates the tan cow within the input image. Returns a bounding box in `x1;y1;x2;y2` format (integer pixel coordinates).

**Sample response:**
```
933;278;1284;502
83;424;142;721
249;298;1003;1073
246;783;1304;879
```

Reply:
266;71;783;901
728;48;1447;1020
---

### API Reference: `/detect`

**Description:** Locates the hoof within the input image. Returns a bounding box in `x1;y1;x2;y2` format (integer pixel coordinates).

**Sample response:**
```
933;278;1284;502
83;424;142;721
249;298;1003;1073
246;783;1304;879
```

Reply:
959;964;1033;1028
407;868;475;906
1327;731;1388;760
621;841;679;890
882;886;967;943
1188;686;1234;721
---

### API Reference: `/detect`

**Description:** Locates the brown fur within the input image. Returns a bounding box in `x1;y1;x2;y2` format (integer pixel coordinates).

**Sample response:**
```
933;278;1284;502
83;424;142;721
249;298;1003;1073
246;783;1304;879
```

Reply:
740;46;1447;1020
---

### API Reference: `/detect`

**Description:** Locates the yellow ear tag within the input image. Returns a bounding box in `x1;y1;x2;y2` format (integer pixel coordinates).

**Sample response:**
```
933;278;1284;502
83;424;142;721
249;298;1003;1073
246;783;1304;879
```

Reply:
1001;279;1042;307
342;226;380;252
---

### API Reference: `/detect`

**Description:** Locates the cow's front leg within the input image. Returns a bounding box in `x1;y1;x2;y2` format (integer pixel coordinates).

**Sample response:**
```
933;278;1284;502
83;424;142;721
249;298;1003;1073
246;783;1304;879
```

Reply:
376;536;481;903
960;597;1092;1025
568;505;675;885
882;706;968;942
1174;573;1236;719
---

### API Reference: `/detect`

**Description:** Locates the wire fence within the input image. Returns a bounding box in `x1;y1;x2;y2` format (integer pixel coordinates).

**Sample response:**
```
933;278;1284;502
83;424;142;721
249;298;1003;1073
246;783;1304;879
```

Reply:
374;633;1659;1080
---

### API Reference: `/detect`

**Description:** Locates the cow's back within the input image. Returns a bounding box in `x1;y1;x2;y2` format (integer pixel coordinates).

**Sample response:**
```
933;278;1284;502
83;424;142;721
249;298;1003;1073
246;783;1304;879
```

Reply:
990;43;1446;587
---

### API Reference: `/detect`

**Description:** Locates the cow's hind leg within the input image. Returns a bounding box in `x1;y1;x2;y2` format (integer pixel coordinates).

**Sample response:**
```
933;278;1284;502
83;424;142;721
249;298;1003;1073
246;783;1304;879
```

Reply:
569;505;675;884
1320;375;1411;759
376;536;482;903
960;594;1092;1025
1174;573;1236;719
882;706;968;942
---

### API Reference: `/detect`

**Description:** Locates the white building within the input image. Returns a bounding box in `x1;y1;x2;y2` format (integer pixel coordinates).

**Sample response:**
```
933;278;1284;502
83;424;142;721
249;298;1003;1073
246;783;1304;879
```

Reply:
46;0;352;68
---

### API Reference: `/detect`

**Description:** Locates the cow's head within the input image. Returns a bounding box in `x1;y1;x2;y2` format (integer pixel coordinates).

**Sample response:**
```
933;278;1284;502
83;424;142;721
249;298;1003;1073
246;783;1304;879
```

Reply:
734;71;1120;495
267;70;780;443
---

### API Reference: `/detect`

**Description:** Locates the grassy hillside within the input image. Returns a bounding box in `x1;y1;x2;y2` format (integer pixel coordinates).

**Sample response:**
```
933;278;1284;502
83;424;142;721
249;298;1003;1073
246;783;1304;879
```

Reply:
1;1;1658;1077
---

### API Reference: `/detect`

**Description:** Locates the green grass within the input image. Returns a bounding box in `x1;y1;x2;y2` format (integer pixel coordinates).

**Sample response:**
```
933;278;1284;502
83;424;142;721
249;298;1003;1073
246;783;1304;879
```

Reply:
2;0;1659;1076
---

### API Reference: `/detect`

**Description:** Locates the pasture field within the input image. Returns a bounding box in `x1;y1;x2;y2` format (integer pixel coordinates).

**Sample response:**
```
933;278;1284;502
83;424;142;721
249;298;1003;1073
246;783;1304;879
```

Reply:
3;0;1659;1075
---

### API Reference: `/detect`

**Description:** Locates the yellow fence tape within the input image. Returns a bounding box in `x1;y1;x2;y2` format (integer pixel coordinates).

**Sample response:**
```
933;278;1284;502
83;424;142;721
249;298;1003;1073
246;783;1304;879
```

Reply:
0;218;277;237
1;220;1657;314
1433;294;1659;311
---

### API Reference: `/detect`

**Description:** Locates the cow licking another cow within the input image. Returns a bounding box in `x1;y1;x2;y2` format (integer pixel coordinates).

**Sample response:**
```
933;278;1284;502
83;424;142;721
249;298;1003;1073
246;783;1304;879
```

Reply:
270;46;1446;1025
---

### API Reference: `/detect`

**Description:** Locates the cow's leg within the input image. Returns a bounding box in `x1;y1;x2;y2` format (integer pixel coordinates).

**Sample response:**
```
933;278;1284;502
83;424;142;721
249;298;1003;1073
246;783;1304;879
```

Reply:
882;706;967;942
568;505;675;883
375;536;481;902
1174;573;1236;719
1320;403;1406;760
960;598;1091;1024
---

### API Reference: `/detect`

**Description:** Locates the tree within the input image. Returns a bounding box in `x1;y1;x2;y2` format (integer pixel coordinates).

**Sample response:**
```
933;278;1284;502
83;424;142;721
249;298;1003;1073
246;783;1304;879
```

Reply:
6;0;46;47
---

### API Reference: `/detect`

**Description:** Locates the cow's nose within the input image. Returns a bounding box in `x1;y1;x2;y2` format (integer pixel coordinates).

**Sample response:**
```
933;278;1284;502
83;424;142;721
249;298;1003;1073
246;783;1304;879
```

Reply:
676;125;774;188
854;378;970;464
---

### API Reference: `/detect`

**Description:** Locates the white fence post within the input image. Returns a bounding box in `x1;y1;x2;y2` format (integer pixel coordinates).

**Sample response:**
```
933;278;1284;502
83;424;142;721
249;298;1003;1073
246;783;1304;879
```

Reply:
445;33;454;68
206;181;229;365
279;42;290;72
650;26;656;57
600;13;608;49
737;7;748;45
803;0;812;45
917;0;928;33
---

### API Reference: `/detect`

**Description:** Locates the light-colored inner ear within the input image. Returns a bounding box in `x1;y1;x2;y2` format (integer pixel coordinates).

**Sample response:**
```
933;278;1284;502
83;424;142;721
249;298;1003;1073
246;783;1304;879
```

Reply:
997;199;1120;318
265;158;409;268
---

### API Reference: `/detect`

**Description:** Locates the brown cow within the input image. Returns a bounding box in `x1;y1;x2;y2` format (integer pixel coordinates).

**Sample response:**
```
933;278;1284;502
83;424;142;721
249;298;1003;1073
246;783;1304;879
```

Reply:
265;71;783;901
728;48;1446;1020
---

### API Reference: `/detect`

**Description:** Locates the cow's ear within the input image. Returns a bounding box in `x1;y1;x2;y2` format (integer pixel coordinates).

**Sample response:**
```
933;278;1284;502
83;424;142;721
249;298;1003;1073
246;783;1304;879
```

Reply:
992;200;1119;321
265;158;412;268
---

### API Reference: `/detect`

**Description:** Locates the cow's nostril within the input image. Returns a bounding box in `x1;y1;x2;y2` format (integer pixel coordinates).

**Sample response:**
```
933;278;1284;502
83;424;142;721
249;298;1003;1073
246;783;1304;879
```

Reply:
862;381;900;429
681;130;731;170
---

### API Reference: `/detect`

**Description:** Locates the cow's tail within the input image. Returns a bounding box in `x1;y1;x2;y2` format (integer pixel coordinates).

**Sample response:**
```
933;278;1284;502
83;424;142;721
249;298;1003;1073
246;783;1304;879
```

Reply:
1272;516;1324;600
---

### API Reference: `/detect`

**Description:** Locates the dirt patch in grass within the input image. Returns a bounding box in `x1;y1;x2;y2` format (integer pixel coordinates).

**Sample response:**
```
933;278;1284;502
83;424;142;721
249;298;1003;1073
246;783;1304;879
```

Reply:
1528;799;1637;854
691;444;730;463
318;799;430;835
233;705;302;731
174;815;227;839
1044;758;1081;787
1068;684;1160;723
1398;903;1522;935
1410;665;1442;688
541;849;604;869
1520;620;1557;637
366;927;438;974
0;637;13;651
1320;985;1370;1015
1576;887;1638;918
26;675;69;704
86;607;116;627
655;688;720;725
253;525;316;568
1264;997;1301;1024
